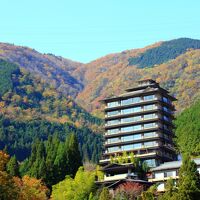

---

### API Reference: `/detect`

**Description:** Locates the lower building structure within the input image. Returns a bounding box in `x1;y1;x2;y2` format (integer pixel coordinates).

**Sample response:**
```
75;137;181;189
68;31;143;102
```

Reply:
148;158;200;192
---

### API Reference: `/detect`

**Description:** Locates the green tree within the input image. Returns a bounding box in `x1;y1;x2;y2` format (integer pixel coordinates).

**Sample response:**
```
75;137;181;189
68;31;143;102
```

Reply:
158;178;176;200
65;133;82;177
138;185;157;200
174;154;200;200
6;155;19;177
52;166;97;200
99;187;112;200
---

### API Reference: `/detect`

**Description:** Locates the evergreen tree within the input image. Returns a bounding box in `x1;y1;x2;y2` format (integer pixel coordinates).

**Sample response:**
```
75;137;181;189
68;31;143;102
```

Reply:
174;154;200;200
158;178;176;200
6;155;19;177
65;133;82;177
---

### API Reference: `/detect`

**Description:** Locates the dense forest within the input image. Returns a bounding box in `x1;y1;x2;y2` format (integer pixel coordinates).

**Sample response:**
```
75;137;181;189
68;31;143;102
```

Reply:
0;59;103;163
175;99;200;156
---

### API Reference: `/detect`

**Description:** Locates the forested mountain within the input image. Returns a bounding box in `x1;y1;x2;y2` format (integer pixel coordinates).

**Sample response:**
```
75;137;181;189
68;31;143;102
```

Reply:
1;38;200;117
0;59;102;162
77;39;200;116
1;38;200;162
0;43;83;97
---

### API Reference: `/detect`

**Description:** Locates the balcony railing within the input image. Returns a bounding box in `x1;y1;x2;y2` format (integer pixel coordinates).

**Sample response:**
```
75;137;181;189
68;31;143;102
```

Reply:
105;124;158;136
105;133;159;145
105;143;159;154
105;115;158;127
105;105;158;118
106;97;158;109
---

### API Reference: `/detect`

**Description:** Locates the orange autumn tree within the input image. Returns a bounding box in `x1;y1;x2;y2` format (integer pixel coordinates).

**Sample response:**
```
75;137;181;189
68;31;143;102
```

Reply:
0;151;19;200
0;150;49;200
14;175;49;200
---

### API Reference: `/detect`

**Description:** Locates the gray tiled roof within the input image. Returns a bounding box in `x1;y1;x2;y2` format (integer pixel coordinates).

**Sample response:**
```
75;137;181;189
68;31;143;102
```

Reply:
151;158;200;172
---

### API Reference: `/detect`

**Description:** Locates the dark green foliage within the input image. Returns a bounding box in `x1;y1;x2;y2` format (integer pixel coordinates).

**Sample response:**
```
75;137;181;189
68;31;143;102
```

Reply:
0;59;19;96
0;115;103;162
175;155;200;200
128;38;200;68
175;99;200;156
21;134;82;187
65;134;82;176
158;178;176;200
6;155;19;177
0;59;103;164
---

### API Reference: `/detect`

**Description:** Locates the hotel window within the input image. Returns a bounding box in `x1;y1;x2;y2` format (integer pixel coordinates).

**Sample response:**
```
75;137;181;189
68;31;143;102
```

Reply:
132;97;141;103
107;110;120;116
163;116;170;122
163;107;171;113
144;141;157;147
133;143;142;149
144;113;156;120
134;124;142;130
123;135;133;142
121;108;133;114
155;172;164;179
108;146;120;153
133;134;142;140
121;117;134;123
121;98;133;105
123;125;142;132
133;106;142;112
144;122;157;129
163;96;171;104
143;132;157;138
121;126;134;133
107;137;120;144
107;128;120;135
144;104;156;111
121;124;142;133
144;95;155;101
107;119;120;125
107;101;120;108
145;159;156;167
165;171;176;177
123;144;133;151
134;115;142;121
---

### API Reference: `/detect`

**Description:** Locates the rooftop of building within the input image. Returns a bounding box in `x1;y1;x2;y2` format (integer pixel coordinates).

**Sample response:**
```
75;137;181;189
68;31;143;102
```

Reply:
101;79;177;102
150;158;200;172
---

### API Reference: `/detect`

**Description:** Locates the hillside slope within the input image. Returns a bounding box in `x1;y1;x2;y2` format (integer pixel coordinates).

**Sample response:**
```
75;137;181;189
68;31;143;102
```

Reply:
0;60;102;162
1;38;200;117
76;38;200;116
0;43;83;97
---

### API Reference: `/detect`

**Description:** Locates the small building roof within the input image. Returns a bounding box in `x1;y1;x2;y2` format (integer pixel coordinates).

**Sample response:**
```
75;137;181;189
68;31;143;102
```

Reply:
151;158;200;172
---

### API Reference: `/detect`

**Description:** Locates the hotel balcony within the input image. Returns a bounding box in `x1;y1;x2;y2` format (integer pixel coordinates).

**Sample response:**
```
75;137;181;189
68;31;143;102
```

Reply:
103;132;174;149
99;151;158;165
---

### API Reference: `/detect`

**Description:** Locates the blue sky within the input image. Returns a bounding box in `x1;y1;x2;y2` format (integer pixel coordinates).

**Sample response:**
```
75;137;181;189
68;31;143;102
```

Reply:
1;0;200;63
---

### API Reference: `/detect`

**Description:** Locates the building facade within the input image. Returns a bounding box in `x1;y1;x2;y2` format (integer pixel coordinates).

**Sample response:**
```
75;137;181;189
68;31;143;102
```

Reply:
100;79;177;168
148;158;200;192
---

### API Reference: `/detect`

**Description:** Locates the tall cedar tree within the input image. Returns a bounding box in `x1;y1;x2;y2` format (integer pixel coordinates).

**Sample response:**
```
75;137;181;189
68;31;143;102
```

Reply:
65;133;82;176
6;155;19;177
20;134;82;187
174;154;200;200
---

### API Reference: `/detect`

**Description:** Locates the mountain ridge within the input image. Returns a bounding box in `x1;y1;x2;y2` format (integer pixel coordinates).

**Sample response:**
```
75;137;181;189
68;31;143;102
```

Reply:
1;38;200;117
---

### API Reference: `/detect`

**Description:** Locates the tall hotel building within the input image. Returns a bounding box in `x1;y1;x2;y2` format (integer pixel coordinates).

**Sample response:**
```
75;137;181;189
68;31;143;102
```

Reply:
100;79;177;168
